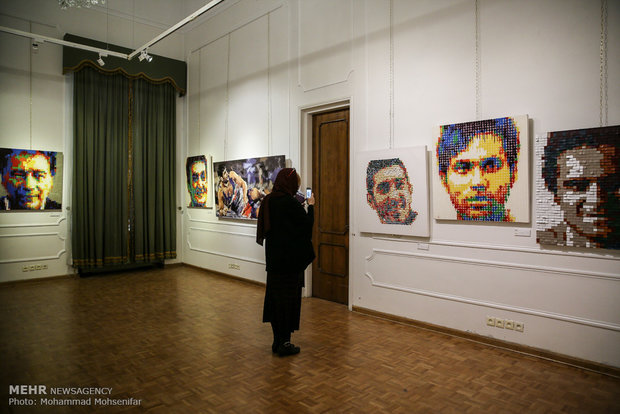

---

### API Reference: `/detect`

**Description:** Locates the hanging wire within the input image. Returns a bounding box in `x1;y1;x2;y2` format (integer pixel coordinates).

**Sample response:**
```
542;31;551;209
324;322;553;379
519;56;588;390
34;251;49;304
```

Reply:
224;34;231;161
475;0;481;120
599;0;608;127
389;0;395;149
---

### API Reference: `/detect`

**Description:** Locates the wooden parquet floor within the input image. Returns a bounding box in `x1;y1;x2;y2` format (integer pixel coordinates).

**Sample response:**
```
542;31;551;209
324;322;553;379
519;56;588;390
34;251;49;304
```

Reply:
1;265;619;413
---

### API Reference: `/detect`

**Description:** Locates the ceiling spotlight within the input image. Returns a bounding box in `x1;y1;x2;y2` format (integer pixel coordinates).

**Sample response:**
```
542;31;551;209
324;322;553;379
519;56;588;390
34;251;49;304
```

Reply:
138;49;152;63
31;37;43;51
97;53;106;66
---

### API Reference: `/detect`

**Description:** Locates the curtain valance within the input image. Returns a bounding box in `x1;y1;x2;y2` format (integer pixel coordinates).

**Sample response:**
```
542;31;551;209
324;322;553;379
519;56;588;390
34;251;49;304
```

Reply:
62;33;186;96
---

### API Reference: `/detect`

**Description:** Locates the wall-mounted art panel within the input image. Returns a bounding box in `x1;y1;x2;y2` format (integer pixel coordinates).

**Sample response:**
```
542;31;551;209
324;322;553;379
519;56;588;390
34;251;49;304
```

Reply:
433;115;529;222
186;154;213;208
536;125;620;249
357;147;429;236
213;155;285;220
0;147;63;211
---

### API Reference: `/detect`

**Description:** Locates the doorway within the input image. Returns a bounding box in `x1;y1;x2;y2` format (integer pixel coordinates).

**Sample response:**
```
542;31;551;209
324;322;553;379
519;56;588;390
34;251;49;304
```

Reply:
311;108;350;305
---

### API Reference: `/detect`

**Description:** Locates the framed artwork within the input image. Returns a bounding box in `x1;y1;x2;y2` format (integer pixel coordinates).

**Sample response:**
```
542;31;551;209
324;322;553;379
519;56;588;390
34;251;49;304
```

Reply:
0;147;63;211
432;115;530;223
213;155;285;220
357;147;429;237
186;154;213;208
536;125;619;249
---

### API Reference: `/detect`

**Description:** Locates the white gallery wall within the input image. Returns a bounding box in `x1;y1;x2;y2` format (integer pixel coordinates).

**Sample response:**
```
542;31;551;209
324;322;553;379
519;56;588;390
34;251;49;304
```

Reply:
183;0;620;367
0;0;187;282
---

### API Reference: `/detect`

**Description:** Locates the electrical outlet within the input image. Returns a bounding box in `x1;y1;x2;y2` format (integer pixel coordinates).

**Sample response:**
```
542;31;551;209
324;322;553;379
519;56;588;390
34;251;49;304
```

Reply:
22;266;29;272
495;319;505;329
42;264;48;270
486;316;495;327
35;264;42;270
228;263;240;270
514;322;524;332
505;320;515;330
29;265;36;271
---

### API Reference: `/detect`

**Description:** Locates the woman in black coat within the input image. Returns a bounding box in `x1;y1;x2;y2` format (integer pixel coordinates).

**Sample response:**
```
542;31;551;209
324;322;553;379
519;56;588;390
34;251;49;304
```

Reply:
256;168;315;356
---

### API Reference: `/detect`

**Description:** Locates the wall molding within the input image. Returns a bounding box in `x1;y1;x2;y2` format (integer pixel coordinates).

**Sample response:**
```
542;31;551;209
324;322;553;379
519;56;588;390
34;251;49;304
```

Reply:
0;249;66;264
364;250;620;332
0;231;65;241
368;235;620;262
189;226;254;239
187;240;264;265
0;215;66;228
366;248;619;281
296;0;354;92
189;4;283;54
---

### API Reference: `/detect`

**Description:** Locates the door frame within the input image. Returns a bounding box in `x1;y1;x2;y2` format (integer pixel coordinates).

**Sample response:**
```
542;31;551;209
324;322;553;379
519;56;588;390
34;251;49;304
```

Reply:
299;99;350;302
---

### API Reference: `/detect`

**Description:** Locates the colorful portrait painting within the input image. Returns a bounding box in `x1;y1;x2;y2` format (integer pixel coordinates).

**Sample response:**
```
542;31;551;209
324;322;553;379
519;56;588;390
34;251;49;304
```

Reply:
357;147;429;237
186;155;212;208
536;125;620;249
213;155;285;220
433;115;530;223
0;148;63;211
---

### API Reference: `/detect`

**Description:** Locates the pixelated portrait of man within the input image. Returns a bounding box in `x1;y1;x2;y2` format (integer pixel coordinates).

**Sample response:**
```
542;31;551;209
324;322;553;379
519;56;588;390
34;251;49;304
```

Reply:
186;155;209;207
537;125;619;249
436;117;525;222
0;148;62;211
366;158;417;225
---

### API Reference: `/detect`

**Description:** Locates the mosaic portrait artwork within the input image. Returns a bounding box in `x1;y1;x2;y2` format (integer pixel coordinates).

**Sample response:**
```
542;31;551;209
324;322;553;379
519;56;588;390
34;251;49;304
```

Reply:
357;147;429;237
186;154;212;208
432;115;530;222
536;125;620;249
213;155;285;220
0;148;63;211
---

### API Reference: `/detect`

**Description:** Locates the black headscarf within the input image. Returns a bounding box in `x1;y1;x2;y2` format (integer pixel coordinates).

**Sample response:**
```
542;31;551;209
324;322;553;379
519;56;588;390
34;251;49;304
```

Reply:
256;168;299;245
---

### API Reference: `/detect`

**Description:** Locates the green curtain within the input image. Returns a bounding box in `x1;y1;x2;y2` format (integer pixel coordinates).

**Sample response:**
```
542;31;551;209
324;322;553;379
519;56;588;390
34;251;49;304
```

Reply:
72;66;176;270
72;67;129;267
132;78;177;262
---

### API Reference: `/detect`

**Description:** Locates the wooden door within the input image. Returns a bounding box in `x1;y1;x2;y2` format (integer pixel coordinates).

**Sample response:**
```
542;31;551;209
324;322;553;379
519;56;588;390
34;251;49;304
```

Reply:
311;108;349;305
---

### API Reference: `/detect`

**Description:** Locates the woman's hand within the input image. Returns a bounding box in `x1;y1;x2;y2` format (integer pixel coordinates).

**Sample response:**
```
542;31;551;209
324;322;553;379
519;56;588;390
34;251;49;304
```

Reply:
307;193;315;206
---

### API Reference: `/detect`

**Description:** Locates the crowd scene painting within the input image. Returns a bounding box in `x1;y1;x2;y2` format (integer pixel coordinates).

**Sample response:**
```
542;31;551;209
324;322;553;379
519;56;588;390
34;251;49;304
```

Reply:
213;155;285;220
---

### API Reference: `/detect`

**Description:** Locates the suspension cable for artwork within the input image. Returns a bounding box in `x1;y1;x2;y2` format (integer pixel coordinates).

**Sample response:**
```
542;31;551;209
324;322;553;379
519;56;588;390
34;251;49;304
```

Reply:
475;0;481;120
599;0;608;127
389;0;395;149
224;34;231;161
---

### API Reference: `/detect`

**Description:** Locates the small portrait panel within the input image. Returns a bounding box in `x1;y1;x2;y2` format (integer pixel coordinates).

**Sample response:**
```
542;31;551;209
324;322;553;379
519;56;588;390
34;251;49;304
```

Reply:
186;155;211;208
0;148;63;211
536;125;620;249
213;155;285;220
433;115;530;223
357;147;429;236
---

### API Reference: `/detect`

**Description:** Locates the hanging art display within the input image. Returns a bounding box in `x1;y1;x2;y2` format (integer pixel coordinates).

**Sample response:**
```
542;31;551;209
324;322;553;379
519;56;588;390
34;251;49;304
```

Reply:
0;147;63;211
186;154;213;208
357;146;429;236
432;115;530;223
213;155;285;220
536;125;619;249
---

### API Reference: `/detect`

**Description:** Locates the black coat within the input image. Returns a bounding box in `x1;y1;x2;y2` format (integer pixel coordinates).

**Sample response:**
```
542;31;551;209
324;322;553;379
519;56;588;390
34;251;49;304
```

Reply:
264;195;315;275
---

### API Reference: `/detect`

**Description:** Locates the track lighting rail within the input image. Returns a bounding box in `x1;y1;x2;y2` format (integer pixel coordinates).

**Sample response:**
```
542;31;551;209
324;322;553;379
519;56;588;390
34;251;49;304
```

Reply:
0;0;224;62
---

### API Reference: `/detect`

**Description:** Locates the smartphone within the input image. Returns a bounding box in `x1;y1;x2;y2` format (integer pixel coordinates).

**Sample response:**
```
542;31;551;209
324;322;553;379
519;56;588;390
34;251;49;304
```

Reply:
306;187;312;199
